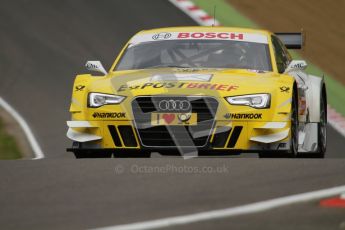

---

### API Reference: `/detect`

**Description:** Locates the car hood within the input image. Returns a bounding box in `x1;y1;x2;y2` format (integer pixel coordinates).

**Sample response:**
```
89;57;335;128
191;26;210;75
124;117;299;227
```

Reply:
90;68;289;97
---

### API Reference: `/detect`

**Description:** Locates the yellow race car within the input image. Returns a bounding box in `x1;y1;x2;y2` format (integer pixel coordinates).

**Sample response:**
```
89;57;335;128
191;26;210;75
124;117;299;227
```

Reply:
66;27;327;158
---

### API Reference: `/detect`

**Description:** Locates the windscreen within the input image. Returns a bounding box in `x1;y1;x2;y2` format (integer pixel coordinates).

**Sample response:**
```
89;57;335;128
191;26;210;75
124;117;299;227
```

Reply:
116;40;272;71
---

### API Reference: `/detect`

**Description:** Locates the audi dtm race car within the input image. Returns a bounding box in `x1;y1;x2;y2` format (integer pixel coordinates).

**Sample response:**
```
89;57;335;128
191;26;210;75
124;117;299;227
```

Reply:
66;27;327;158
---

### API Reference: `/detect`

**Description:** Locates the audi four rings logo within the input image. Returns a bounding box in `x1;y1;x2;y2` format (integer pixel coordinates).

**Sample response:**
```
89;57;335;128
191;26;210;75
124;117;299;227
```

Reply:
158;100;191;111
152;32;172;40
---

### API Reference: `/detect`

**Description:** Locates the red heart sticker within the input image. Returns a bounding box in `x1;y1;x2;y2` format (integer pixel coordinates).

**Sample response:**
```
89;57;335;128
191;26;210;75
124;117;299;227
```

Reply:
162;113;175;124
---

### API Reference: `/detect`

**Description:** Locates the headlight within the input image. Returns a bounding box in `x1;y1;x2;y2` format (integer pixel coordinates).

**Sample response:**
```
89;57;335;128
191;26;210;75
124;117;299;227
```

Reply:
225;94;270;109
88;93;126;108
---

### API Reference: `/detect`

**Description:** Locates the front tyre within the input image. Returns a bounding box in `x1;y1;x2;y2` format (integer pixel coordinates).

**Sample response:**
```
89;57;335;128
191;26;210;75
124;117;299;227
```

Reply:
288;84;299;157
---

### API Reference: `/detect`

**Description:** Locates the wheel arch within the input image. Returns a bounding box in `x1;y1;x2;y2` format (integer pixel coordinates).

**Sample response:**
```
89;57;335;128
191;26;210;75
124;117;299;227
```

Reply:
308;75;326;123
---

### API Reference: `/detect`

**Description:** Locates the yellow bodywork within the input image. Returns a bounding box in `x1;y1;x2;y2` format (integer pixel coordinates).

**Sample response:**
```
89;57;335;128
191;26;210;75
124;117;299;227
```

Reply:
68;27;296;153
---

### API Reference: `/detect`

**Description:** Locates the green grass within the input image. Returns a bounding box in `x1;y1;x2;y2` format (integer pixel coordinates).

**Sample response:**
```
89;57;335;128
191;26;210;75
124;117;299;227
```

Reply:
0;118;21;159
192;0;345;115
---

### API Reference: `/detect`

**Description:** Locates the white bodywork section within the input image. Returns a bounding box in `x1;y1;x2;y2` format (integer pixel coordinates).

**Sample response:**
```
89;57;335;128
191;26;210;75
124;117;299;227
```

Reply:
67;121;96;128
285;61;323;123
66;121;101;142
285;60;324;152
67;128;102;142
307;75;323;122
298;123;318;152
250;129;289;144
258;122;287;129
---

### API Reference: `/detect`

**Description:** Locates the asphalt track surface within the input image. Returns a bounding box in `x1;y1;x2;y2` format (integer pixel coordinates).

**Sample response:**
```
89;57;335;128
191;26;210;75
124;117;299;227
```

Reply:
0;1;345;229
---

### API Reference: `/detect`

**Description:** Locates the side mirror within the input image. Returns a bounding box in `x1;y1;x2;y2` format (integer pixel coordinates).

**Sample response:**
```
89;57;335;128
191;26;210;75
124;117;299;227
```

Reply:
85;61;107;75
285;60;308;73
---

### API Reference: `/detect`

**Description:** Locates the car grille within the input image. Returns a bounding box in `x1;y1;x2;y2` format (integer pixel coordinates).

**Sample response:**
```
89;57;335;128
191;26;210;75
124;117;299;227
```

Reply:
132;96;218;147
211;126;243;148
108;125;138;147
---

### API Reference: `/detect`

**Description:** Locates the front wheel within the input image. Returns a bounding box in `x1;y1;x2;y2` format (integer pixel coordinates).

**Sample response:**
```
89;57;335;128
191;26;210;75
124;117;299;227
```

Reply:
288;84;299;157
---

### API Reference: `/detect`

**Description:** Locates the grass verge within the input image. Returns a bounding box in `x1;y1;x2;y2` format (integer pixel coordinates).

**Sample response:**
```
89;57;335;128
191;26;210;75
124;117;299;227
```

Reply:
0;117;21;159
192;0;345;116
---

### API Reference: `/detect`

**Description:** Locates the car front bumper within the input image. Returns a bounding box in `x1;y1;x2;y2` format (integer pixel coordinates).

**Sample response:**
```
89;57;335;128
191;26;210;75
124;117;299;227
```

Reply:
66;119;292;154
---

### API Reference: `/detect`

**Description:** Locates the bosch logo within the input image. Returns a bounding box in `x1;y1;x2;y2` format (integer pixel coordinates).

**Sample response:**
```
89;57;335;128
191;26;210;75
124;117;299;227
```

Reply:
158;100;191;111
152;32;172;40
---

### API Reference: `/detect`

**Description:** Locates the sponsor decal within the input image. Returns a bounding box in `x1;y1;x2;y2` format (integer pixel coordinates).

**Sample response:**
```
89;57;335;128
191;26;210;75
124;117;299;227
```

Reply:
299;97;307;115
280;86;290;93
177;32;243;40
75;85;85;91
118;82;238;92
92;112;126;119
291;63;306;69
162;113;175;124
151;112;197;125
224;113;262;119
85;62;98;69
178;113;192;122
185;83;238;91
152;32;172;40
129;32;269;45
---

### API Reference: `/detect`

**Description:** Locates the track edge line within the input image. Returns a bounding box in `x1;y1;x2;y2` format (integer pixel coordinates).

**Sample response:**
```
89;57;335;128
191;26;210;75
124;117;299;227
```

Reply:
94;185;345;230
0;97;44;159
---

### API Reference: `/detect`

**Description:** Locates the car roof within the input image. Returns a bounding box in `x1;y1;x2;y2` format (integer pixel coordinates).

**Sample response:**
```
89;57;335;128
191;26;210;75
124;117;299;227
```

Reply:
135;26;272;36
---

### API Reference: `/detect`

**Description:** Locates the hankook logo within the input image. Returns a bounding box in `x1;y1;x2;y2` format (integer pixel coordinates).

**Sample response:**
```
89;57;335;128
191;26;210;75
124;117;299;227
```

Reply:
92;112;126;119
224;113;262;119
152;32;172;40
158;100;191;111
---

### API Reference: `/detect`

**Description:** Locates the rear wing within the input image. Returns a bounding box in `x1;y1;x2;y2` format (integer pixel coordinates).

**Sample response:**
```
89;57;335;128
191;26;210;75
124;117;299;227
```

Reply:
275;32;305;49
